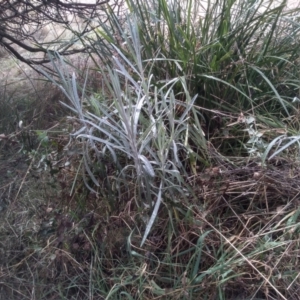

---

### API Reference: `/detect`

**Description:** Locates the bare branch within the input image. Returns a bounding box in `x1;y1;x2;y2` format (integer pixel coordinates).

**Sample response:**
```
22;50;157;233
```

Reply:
0;0;109;67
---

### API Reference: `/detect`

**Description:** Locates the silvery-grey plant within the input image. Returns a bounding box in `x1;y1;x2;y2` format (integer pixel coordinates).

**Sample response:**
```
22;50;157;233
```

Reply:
43;15;206;246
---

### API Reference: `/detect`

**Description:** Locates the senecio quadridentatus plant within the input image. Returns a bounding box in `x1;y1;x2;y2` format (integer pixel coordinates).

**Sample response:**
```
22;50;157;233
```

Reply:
42;16;207;247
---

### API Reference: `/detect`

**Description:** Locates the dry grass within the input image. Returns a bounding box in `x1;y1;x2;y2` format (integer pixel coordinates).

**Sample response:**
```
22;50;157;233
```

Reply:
2;145;300;299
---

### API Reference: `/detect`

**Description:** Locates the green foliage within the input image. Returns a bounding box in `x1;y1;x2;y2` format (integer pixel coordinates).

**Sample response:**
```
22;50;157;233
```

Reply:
85;0;300;118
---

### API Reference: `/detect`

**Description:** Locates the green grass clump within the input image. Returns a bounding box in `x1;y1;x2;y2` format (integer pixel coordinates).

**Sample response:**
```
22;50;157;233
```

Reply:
87;0;300;119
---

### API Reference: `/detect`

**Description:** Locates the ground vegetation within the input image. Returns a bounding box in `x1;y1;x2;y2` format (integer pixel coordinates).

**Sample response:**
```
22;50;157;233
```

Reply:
1;0;300;299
